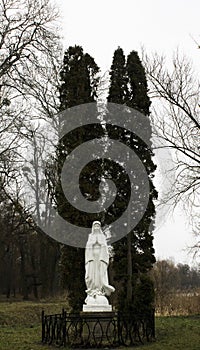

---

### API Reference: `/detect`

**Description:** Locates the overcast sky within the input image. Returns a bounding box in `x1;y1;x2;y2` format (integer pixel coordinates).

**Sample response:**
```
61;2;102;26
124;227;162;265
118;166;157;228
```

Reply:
56;0;200;265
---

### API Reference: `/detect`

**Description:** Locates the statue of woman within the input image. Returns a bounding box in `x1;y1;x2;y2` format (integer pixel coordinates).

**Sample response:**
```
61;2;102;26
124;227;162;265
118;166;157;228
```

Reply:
84;221;115;306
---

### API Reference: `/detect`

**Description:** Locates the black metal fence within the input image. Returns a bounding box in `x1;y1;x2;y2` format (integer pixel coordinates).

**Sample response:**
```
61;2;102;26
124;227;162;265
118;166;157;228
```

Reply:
42;309;155;348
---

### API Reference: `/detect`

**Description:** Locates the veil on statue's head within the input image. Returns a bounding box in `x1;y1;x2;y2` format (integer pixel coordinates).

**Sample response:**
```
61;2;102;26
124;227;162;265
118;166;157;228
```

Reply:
92;221;103;234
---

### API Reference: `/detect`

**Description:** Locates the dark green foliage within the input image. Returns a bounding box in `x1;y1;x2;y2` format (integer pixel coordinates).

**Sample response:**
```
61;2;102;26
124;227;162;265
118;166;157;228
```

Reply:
60;246;85;312
133;275;155;314
59;45;99;110
108;47;128;104
108;47;157;314
116;272;155;315
126;50;151;115
57;46;99;311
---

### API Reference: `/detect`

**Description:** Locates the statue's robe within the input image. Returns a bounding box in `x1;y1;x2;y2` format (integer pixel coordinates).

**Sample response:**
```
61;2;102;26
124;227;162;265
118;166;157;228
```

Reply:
85;232;110;295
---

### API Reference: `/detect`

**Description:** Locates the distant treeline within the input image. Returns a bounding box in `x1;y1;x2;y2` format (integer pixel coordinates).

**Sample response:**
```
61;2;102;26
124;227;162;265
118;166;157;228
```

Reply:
0;193;62;299
151;259;200;292
150;259;200;315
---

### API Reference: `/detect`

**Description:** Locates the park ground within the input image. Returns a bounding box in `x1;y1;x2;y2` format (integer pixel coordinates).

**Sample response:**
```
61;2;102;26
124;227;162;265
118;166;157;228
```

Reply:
0;300;199;350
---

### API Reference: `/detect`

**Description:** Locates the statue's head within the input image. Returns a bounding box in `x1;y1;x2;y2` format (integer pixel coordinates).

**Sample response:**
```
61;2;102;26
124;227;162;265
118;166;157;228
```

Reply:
92;221;101;234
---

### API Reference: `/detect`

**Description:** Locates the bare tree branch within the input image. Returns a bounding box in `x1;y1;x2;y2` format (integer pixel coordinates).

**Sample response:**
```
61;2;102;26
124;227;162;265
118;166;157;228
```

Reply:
142;49;200;255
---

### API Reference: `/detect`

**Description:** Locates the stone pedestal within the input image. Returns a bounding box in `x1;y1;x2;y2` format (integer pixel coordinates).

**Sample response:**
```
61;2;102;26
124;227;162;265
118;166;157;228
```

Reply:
80;311;117;346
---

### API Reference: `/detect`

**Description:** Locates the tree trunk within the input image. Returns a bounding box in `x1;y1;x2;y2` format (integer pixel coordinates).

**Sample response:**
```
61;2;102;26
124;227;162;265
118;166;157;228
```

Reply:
31;257;39;299
19;237;29;300
127;232;132;302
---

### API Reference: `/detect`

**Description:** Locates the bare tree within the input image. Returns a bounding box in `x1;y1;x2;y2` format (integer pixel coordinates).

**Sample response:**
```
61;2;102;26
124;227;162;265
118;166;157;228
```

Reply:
0;0;62;212
142;50;200;254
0;0;62;298
0;0;60;78
0;0;61;161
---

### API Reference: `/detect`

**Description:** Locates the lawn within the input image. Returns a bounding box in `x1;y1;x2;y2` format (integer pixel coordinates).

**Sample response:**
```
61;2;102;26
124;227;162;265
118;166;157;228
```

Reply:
0;301;199;349
134;316;200;350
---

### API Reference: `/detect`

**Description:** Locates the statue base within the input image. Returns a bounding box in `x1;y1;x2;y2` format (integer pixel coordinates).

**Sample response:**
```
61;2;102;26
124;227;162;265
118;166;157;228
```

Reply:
83;304;112;312
83;294;113;312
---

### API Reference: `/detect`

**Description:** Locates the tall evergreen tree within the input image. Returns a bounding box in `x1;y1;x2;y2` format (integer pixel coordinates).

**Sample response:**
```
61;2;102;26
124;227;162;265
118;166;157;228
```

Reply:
108;47;128;104
108;47;157;315
126;50;151;115
59;46;99;110
57;46;99;311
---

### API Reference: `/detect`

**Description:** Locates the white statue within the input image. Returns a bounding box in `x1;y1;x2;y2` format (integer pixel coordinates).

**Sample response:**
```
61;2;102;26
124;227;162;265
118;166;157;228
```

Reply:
83;221;115;312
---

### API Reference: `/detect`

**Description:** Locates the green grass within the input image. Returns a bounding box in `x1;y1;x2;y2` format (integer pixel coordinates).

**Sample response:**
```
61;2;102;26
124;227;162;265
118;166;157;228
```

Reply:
133;316;200;350
0;324;50;350
0;301;199;349
0;299;68;350
0;299;68;326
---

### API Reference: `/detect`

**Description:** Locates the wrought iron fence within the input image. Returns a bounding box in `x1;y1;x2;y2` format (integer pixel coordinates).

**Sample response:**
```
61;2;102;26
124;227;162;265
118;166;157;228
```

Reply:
42;309;155;348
